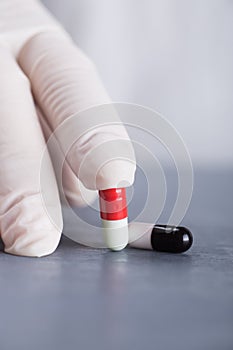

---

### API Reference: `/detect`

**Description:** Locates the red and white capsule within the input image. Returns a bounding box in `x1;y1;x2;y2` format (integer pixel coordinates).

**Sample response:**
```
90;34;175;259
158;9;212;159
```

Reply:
99;188;128;251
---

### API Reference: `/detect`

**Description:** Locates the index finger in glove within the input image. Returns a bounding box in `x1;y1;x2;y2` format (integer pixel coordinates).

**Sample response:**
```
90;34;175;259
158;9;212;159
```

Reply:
18;31;136;191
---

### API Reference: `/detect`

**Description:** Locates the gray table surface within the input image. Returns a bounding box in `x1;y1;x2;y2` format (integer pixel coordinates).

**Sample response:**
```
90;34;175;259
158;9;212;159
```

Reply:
0;168;233;350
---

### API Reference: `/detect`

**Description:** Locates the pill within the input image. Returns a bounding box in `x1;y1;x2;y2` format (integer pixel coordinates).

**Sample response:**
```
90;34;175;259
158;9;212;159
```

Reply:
129;223;193;253
99;188;128;251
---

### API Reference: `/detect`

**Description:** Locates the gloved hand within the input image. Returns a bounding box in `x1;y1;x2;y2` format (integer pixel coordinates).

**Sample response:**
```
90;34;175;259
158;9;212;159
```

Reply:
0;0;136;257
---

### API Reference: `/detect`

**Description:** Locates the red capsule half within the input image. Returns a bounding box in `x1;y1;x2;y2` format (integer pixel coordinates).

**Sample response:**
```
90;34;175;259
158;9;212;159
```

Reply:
99;188;128;221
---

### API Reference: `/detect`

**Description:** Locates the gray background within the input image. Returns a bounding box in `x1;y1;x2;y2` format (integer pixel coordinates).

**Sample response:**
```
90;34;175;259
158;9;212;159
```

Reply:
42;0;233;168
0;1;233;350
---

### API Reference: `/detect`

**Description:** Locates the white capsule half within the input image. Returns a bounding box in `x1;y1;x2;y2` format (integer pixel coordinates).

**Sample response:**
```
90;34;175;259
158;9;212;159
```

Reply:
101;217;128;251
128;222;154;250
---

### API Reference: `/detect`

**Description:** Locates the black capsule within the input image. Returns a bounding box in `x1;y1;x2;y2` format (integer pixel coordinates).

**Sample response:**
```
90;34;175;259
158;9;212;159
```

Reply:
151;225;193;253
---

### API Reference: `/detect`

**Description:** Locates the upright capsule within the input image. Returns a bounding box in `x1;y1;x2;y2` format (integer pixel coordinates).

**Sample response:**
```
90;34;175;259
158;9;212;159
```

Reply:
129;223;193;253
99;188;128;251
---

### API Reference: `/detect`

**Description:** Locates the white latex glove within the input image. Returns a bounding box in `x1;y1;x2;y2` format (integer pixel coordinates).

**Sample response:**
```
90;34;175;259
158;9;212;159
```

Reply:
0;0;136;257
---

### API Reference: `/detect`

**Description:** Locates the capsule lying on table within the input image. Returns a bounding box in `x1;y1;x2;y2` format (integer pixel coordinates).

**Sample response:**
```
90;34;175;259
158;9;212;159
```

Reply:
129;223;193;253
